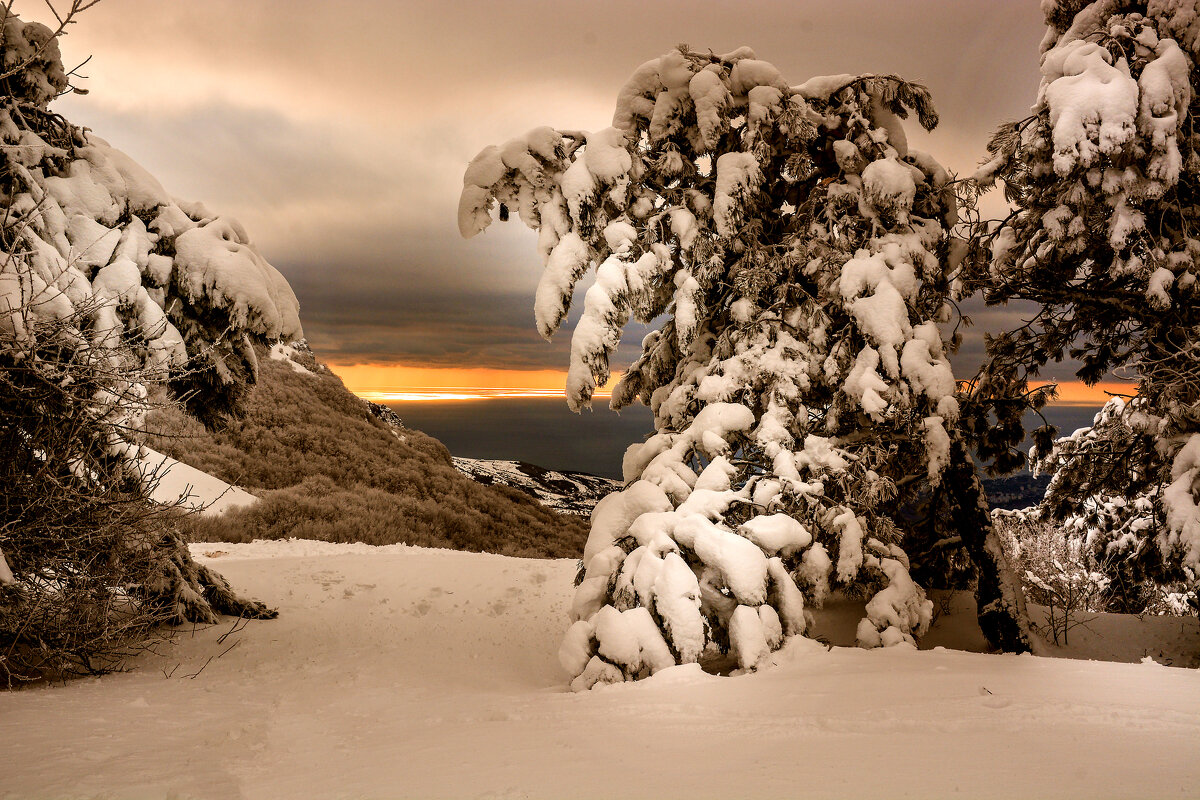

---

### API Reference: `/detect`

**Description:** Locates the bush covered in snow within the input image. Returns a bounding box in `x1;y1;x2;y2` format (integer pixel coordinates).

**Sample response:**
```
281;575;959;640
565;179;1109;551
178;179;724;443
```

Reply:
994;510;1113;645
1032;397;1200;614
463;46;1038;688
971;1;1200;613
0;294;278;683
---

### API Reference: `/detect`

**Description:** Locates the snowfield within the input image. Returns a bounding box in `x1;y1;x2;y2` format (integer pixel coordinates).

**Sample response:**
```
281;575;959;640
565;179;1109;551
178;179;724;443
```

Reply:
1;539;1198;799
140;446;258;517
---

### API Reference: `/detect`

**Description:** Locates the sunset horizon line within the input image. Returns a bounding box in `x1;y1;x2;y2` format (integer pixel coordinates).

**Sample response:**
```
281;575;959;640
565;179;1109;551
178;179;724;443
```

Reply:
331;362;1134;407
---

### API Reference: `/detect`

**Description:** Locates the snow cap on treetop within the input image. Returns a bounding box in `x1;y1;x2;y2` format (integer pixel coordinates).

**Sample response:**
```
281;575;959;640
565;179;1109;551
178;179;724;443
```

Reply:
2;13;67;107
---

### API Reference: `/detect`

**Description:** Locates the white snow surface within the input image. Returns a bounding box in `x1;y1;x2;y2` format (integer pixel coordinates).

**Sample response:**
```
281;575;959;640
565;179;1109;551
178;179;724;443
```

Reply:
139;446;257;516
1039;40;1139;176
2;539;1198;799
267;341;313;375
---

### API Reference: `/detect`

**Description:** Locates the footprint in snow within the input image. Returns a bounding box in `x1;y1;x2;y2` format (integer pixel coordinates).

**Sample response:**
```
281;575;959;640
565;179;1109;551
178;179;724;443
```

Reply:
476;787;530;800
978;687;1012;709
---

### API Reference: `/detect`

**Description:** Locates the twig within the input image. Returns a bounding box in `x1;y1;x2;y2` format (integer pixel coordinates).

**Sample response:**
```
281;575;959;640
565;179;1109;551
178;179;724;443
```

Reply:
184;656;212;680
216;614;247;645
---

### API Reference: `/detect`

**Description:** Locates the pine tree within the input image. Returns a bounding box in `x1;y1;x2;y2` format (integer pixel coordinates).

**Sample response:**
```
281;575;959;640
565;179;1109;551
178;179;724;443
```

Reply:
972;1;1200;610
461;45;1035;688
0;8;297;679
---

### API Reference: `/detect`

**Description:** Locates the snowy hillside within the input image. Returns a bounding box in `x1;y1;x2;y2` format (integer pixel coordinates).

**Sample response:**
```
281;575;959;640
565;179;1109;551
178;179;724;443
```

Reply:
139;446;257;516
452;457;621;515
1;539;1196;799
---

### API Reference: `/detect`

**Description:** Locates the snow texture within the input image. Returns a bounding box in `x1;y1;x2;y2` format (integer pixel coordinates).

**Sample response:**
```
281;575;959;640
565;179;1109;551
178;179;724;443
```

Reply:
1040;41;1139;175
5;540;1197;798
139;447;258;517
0;547;14;585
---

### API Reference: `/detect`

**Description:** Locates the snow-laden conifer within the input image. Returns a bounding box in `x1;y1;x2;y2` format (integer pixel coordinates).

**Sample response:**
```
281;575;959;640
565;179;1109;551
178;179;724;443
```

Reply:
462;46;1036;687
1;9;296;677
0;10;301;422
974;1;1200;610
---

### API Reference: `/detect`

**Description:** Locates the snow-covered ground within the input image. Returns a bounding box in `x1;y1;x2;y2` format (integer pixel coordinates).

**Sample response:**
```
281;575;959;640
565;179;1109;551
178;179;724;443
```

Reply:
1;539;1198;799
139;446;257;516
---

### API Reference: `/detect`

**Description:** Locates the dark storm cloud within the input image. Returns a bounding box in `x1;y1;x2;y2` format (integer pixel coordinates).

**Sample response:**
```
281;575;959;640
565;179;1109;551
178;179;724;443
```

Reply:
51;0;1050;376
292;282;647;371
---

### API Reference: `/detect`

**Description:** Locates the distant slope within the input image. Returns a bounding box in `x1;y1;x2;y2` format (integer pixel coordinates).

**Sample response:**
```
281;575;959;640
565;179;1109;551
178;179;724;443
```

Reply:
983;473;1053;510
146;343;588;558
452;457;620;516
449;452;1053;517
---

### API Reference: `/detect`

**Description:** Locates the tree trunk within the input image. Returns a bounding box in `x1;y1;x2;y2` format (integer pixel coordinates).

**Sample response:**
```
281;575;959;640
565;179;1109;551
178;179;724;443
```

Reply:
945;435;1041;653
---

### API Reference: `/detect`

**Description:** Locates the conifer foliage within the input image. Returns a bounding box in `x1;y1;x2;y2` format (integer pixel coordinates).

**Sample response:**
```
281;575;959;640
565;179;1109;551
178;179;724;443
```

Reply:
1;7;294;680
461;46;1033;688
974;1;1200;610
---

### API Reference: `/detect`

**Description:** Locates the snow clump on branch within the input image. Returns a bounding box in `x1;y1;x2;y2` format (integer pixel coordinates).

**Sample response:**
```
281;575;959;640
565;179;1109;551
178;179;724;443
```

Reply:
0;12;301;426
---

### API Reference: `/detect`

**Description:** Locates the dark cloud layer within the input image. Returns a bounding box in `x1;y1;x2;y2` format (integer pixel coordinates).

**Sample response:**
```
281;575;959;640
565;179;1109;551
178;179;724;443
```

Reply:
48;0;1050;377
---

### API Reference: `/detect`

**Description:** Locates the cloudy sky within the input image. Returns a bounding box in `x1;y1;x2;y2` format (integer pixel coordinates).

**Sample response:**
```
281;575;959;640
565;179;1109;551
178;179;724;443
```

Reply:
47;0;1100;398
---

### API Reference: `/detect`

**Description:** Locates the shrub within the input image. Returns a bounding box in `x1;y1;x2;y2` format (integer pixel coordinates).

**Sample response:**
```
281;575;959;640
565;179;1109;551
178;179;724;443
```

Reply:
149;347;590;559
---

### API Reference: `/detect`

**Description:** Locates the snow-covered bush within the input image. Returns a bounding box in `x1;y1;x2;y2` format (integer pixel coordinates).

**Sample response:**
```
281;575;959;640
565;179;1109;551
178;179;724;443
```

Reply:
994;510;1110;645
973;1;1200;612
0;8;296;680
1034;397;1198;613
462;46;1037;688
0;289;282;683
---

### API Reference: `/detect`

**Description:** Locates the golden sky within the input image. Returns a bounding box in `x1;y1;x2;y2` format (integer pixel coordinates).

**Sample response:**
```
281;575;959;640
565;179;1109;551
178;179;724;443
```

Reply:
334;360;1132;408
340;365;607;401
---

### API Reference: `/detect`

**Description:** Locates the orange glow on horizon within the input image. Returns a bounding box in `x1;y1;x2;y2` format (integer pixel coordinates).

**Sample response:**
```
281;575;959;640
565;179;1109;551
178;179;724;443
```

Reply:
330;363;617;402
329;362;1134;408
1031;381;1135;406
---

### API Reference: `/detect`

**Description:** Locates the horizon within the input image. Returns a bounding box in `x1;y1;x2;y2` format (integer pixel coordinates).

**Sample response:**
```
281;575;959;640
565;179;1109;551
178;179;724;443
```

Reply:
331;362;1133;408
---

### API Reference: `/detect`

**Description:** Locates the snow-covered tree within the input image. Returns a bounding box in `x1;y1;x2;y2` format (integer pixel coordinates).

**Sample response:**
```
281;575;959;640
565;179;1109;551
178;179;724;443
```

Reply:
973;1;1200;610
0;8;298;678
461;45;1036;688
1034;396;1198;613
